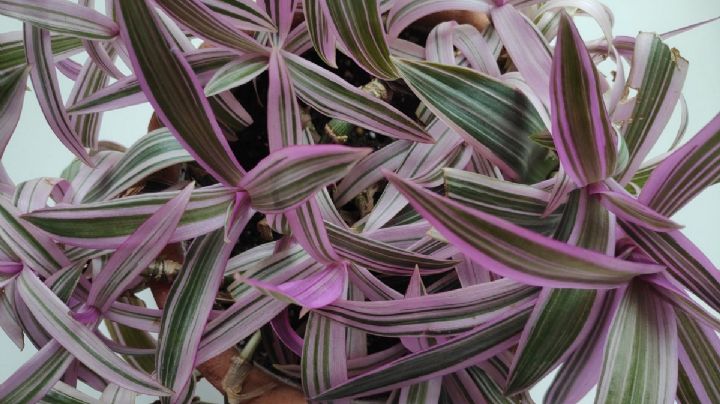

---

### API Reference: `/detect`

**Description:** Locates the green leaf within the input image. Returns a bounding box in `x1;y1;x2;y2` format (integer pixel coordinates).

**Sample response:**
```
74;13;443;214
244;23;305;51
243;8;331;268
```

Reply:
617;33;688;183
395;59;552;182
326;0;399;79
81;129;193;203
117;0;246;186
596;281;677;404
156;228;241;397
204;54;269;96
444;168;562;236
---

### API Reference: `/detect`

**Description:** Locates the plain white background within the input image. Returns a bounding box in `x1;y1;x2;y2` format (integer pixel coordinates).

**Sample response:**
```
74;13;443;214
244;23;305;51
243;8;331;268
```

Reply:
1;1;719;402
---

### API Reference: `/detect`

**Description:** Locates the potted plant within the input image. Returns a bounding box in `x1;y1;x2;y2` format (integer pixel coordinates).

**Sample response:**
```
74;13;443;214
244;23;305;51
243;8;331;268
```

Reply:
0;0;718;403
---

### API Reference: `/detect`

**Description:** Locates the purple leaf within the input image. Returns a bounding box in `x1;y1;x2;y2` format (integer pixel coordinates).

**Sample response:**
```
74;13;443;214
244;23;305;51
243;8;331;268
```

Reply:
385;171;661;288
550;12;617;186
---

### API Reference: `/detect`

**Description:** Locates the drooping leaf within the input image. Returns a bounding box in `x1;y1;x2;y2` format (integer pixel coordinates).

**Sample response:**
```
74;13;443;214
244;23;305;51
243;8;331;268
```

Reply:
591;180;682;232
0;341;73;403
617;33;688;184
67;48;237;114
0;32;83;73
65;50;113;150
619;220;720;314
156;222;248;398
0;0;118;39
325;0;399;79
24;25;92;165
544;289;621;404
640;112;720;216
42;381;100;404
301;311;348;397
0;197;69;277
491;4;552;106
676;310;720;404
303;0;337;67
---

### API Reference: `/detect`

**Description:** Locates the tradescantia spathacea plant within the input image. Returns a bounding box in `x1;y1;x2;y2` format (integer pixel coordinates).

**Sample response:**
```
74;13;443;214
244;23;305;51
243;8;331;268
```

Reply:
0;0;719;402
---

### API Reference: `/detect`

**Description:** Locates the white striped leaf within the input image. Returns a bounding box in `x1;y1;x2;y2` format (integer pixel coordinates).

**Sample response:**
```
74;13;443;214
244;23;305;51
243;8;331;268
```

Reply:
197;246;318;363
283;50;432;143
362;119;464;231
596;281;677;404
116;0;246;187
87;185;192;312
100;383;137;404
16;269;170;395
202;0;276;32
334;140;412;207
240;144;370;213
65;45;116;149
444;168;562;236
676;311;720;404
544;289;621;403
81;129;193;203
41;382;100;404
24;187;234;249
315;306;530;400
301;311;348;398
267;48;303;151
204;54;269;97
550;12;616;187
155;0;266;54
303;0;337;67
25;25;92;165
395;59;552;183
156;224;246;398
491;4;552;106
619;220;720;315
0;0;118;40
617;33;688;184
318;278;537;336
325;0;399;79
0;32;82;73
385;0;491;40
0;65;29;157
326;222;457;275
67;49;237;114
386;172;661;288
0;341;73;403
640;112;720;217
506;190;614;394
0;197;69;277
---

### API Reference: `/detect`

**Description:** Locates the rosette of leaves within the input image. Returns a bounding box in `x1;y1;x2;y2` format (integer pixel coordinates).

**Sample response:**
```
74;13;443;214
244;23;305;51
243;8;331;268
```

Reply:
0;0;719;403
